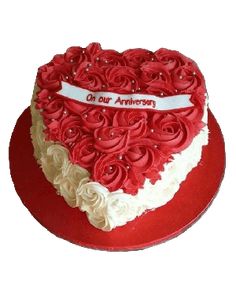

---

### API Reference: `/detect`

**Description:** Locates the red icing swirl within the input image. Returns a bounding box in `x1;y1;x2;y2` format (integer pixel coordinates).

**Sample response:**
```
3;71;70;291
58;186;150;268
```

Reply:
93;154;129;192
125;140;156;172
74;62;106;91
37;63;63;91
86;42;102;56
93;50;125;66
81;108;112;132
140;62;171;84
64;99;88;115
123;48;156;68
35;89;54;109
94;126;130;154
113;110;148;138
70;136;100;169
64;46;90;64
124;139;167;186
149;112;194;153
154;48;189;71
146;80;175;96
42;96;65;121
58;116;84;147
35;43;207;194
172;65;203;93
105;66;140;93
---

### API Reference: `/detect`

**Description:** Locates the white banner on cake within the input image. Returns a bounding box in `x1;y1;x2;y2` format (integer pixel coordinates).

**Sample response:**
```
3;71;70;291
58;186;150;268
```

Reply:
57;81;193;111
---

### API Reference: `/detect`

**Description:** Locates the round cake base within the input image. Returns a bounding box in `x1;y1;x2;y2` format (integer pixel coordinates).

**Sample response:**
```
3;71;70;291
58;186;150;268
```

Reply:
9;107;225;251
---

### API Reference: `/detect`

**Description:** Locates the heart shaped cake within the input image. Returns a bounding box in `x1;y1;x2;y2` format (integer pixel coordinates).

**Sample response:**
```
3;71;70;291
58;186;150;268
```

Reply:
30;43;209;231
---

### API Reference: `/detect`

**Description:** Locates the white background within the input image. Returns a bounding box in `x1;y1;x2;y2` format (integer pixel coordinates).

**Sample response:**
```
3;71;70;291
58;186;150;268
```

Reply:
0;0;235;294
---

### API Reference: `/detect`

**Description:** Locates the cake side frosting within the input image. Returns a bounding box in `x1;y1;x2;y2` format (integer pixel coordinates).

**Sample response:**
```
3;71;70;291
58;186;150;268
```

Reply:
30;90;208;231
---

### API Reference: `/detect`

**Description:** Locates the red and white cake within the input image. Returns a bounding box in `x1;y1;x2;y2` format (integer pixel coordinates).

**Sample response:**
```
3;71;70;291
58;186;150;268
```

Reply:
30;42;208;231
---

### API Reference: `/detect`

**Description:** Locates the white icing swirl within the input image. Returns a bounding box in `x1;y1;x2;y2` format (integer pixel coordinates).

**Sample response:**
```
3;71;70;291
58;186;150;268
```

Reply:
77;182;110;230
30;88;209;231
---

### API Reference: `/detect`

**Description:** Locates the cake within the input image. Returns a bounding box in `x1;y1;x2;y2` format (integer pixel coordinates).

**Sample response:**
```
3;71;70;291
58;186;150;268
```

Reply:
30;42;209;231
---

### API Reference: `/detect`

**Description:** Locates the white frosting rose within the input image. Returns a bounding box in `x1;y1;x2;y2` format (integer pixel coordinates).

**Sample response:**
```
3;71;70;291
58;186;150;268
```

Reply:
76;182;111;230
58;169;89;207
41;145;69;183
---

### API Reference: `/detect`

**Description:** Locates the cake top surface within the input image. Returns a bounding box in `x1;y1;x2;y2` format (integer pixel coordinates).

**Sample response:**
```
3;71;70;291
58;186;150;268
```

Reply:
35;43;207;194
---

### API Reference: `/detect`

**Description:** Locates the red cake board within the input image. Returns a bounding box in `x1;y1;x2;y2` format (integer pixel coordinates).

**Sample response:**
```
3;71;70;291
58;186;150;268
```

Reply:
9;107;225;251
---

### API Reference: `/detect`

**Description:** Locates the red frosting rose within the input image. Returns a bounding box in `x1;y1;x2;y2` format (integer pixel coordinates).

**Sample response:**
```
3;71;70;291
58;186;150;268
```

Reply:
105;66;141;93
93;49;125;66
174;91;206;132
81;107;112;132
122;169;145;195
172;65;204;93
64;99;88;115
125;140;156;172
94;126;130;154
146;80;175;96
149;112;194;153
37;59;74;90
124;139;167;185
41;97;68;142
154;48;189;71
86;42;102;56
70;136;100;169
35;89;54;110
140;62;171;84
42;96;65;120
175;107;205;133
113;110;148;138
58;116;83;147
92;154;129;192
123;48;156;68
74;62;106;91
37;63;62;90
51;54;66;65
52;54;79;82
64;46;91;63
